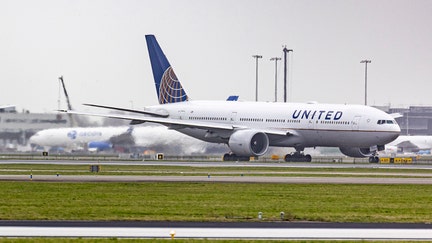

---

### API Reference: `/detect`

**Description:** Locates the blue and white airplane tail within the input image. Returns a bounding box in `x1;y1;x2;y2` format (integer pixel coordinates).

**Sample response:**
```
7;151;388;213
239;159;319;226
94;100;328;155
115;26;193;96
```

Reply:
145;35;189;104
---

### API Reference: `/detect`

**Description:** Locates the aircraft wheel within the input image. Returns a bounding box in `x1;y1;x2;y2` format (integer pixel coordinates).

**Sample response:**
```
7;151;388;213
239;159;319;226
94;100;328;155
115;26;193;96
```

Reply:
291;153;304;162
223;153;233;161
238;156;250;162
369;156;379;163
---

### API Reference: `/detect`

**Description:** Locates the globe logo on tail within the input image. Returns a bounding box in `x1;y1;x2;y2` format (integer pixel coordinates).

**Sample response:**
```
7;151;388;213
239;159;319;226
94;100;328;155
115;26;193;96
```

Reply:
158;66;189;104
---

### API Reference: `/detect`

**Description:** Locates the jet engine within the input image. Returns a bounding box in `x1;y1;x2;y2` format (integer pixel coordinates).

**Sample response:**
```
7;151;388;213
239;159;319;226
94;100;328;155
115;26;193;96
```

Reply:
228;130;269;157
339;147;373;158
88;141;113;152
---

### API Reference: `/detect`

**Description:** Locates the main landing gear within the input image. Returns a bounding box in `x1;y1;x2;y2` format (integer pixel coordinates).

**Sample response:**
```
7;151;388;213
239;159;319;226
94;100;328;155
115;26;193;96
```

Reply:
223;153;250;161
284;152;312;162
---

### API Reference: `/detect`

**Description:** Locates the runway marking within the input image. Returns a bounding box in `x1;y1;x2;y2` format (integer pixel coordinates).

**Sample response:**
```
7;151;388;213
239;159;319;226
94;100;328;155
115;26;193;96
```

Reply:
1;227;432;240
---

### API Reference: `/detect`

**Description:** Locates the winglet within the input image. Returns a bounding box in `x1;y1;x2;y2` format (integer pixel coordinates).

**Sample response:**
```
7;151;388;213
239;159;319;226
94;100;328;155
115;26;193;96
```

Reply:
145;35;189;104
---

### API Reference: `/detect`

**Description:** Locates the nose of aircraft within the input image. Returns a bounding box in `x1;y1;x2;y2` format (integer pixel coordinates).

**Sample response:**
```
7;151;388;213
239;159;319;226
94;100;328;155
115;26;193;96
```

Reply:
395;123;401;133
385;112;402;133
386;120;401;144
387;131;400;143
28;132;40;144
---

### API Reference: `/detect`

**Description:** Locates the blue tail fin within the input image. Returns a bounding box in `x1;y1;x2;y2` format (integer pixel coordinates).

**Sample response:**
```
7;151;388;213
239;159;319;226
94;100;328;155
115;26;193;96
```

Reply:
145;35;189;104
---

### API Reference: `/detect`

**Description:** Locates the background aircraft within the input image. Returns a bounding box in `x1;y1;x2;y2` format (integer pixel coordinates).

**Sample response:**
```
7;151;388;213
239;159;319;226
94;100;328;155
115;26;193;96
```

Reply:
384;135;432;155
29;125;228;155
29;126;132;152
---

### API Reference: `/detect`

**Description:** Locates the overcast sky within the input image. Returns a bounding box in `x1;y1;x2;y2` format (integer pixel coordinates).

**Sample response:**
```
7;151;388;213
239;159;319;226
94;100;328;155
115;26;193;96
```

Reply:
1;0;431;113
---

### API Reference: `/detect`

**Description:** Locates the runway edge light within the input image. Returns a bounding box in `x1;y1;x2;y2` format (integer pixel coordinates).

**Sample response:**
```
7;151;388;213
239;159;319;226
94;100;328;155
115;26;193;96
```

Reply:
169;230;176;239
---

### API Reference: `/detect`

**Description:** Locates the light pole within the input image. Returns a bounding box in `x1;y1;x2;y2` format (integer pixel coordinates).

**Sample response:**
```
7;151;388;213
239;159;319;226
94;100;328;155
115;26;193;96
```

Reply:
360;60;371;106
283;47;293;103
252;55;262;102
270;57;281;102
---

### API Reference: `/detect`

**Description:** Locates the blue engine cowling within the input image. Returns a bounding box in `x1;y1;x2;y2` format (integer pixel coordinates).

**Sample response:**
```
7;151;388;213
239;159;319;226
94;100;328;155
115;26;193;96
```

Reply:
88;141;112;151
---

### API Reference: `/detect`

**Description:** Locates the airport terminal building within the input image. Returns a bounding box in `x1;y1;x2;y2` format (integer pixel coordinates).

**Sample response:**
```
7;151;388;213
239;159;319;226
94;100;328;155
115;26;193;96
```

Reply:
0;107;71;150
377;106;432;136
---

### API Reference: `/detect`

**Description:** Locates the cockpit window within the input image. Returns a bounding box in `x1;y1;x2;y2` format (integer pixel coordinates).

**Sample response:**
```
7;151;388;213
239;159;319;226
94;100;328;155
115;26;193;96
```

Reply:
377;119;395;125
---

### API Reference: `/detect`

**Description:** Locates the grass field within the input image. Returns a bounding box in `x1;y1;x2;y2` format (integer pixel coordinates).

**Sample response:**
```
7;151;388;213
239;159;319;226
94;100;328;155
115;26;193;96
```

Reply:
2;180;432;223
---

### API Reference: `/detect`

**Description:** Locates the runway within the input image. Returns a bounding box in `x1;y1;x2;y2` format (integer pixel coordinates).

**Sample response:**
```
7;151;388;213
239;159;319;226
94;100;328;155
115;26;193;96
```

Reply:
3;159;432;169
1;221;432;240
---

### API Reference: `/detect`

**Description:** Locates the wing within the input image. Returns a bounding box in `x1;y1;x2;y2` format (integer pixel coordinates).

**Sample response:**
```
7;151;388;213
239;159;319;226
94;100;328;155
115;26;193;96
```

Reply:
84;103;169;118
59;109;297;141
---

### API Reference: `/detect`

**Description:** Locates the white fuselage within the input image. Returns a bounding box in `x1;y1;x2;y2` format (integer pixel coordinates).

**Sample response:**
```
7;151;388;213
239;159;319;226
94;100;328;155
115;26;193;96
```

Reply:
29;127;131;148
29;125;228;154
146;100;401;149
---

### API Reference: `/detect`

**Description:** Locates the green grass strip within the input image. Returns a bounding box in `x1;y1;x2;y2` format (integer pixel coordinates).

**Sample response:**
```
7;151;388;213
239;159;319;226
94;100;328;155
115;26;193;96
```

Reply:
1;181;432;223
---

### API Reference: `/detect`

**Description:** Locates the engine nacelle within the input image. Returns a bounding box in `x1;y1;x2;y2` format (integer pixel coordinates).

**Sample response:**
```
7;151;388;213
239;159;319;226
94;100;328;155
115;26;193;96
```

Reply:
228;130;269;157
339;147;373;158
88;141;112;151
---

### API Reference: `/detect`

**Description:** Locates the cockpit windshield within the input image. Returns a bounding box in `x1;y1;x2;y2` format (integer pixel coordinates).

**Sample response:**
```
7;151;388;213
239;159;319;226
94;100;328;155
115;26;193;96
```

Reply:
377;119;396;125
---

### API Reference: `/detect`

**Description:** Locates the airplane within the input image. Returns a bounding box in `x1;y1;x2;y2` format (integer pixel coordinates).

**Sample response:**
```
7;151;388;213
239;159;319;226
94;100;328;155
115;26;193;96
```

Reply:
29;125;228;154
61;35;401;162
29;126;134;152
0;105;16;112
384;135;432;155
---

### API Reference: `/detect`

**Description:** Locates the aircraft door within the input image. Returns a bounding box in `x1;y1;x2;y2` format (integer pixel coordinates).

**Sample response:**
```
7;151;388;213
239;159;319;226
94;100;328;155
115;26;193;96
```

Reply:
230;112;237;124
178;110;186;120
308;119;315;130
308;117;320;143
352;116;361;130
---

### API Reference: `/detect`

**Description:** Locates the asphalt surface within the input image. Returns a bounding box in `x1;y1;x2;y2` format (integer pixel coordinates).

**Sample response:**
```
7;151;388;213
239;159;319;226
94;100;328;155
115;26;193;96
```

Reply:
1;221;432;240
2;174;432;184
1;220;432;229
3;159;432;169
